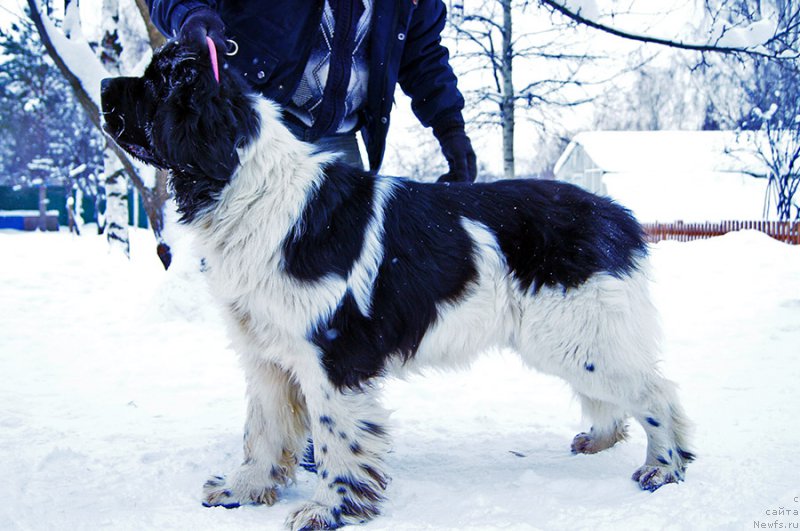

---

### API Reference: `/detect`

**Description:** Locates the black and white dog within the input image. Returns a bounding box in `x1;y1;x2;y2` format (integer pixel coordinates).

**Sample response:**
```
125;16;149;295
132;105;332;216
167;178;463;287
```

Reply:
101;42;693;530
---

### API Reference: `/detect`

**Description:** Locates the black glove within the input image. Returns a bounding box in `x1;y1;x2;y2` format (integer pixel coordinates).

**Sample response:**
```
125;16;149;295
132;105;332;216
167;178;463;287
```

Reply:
433;118;478;183
179;8;227;56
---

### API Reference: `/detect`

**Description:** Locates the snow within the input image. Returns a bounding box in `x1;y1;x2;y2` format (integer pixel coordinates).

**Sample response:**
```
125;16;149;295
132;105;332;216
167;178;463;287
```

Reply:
69;163;88;178
23;98;42;113
2;227;799;530
38;7;109;109
553;131;777;222
603;170;769;222
561;0;600;20
714;18;778;49
556;131;764;175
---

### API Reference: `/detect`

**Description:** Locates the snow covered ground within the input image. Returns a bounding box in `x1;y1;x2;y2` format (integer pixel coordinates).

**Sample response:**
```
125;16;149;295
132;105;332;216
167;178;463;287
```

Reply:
1;227;799;530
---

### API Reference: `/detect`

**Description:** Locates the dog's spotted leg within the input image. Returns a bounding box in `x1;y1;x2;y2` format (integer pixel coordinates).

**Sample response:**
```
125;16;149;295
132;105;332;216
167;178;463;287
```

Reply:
519;268;694;492
570;377;694;491
284;360;390;530
285;393;390;530
629;378;695;492
571;395;628;455
203;360;308;508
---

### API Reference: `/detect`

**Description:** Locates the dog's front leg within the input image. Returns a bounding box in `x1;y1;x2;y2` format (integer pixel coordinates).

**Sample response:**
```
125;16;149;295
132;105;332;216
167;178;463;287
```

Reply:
204;359;308;508
284;351;390;531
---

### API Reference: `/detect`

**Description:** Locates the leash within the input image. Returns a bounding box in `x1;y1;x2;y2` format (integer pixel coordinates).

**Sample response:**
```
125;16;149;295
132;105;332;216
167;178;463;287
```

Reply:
206;36;220;83
205;37;237;84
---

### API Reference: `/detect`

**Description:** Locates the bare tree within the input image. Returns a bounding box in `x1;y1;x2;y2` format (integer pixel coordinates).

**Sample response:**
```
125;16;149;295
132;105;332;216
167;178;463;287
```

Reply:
450;0;607;179
736;59;800;221
592;58;708;131
758;116;800;221
692;0;800;219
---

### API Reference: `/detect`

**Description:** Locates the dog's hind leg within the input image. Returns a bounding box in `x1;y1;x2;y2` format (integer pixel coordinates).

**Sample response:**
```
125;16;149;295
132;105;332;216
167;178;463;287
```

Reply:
519;269;693;491
571;395;628;455
573;374;694;491
627;378;695;491
203;360;308;508
568;368;694;491
284;352;390;531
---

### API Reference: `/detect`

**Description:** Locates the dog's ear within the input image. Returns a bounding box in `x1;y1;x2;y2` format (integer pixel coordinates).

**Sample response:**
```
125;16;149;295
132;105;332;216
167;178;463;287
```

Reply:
151;64;240;182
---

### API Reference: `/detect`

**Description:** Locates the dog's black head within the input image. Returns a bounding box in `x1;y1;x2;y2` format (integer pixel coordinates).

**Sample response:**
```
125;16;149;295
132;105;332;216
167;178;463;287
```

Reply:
101;41;260;223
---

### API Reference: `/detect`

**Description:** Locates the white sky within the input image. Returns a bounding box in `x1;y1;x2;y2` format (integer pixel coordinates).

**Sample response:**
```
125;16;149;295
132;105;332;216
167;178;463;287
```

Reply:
0;0;27;29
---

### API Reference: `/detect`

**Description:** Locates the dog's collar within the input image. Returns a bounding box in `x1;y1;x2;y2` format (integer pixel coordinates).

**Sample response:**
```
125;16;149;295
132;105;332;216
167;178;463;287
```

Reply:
206;36;219;83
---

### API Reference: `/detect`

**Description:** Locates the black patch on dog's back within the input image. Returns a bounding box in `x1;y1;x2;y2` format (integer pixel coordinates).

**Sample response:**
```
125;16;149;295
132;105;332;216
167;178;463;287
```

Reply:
283;162;375;280
450;179;647;292
285;169;645;389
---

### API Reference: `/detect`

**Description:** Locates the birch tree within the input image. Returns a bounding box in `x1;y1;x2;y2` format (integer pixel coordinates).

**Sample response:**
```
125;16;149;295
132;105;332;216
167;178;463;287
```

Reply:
95;0;131;257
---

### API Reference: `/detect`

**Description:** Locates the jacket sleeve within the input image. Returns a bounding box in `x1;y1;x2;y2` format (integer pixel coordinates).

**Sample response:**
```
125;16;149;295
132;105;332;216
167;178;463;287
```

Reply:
397;0;465;129
146;0;216;37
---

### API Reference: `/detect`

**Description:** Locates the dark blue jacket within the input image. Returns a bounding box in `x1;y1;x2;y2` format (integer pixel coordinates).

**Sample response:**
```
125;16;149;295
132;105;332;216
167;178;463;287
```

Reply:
147;0;466;171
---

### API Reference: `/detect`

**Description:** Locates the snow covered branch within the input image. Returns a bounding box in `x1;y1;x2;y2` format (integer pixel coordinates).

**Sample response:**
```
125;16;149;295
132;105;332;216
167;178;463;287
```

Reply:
539;0;798;59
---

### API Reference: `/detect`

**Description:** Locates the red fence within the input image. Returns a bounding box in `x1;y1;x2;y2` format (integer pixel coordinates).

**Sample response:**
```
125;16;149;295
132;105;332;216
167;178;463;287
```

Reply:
642;220;800;245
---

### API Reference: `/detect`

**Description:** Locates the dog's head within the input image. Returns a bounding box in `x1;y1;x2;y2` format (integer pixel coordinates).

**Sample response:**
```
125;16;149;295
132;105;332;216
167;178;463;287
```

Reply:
101;41;260;222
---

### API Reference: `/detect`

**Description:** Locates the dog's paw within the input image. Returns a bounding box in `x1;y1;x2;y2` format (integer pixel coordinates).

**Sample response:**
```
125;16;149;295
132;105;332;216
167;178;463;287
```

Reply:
570;430;624;454
571;420;628;455
285;499;380;531
571;432;599;454
202;474;279;508
631;465;683;492
285;502;344;531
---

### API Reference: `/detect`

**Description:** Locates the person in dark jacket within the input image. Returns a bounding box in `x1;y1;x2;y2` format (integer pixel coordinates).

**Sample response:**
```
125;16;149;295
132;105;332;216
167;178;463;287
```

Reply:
146;0;477;182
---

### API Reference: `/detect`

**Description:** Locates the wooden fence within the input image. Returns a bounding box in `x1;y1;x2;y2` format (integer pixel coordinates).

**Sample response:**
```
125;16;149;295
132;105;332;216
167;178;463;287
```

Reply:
642;220;800;245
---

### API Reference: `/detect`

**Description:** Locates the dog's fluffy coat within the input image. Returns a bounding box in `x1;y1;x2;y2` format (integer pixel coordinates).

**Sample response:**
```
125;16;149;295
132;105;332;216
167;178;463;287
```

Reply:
101;42;694;530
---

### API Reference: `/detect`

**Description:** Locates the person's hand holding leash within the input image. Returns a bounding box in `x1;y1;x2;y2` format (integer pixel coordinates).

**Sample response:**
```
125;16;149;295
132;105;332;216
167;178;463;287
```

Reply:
179;9;227;58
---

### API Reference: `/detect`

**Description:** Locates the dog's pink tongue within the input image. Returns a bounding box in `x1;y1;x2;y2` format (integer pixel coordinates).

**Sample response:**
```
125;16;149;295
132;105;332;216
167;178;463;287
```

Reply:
206;36;219;83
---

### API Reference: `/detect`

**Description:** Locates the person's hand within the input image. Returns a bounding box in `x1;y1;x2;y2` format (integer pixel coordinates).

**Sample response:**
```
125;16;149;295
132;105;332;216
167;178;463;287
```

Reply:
433;120;477;183
179;9;226;56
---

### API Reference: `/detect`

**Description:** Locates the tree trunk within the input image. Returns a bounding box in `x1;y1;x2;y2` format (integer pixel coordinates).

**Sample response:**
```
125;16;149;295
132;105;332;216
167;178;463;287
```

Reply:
143;169;172;269
501;0;515;180
38;183;48;232
133;0;167;50
103;148;130;257
98;0;132;258
67;189;82;235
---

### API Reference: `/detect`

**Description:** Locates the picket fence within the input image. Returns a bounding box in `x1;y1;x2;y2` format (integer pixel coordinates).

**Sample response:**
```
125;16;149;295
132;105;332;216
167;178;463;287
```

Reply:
641;220;800;245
